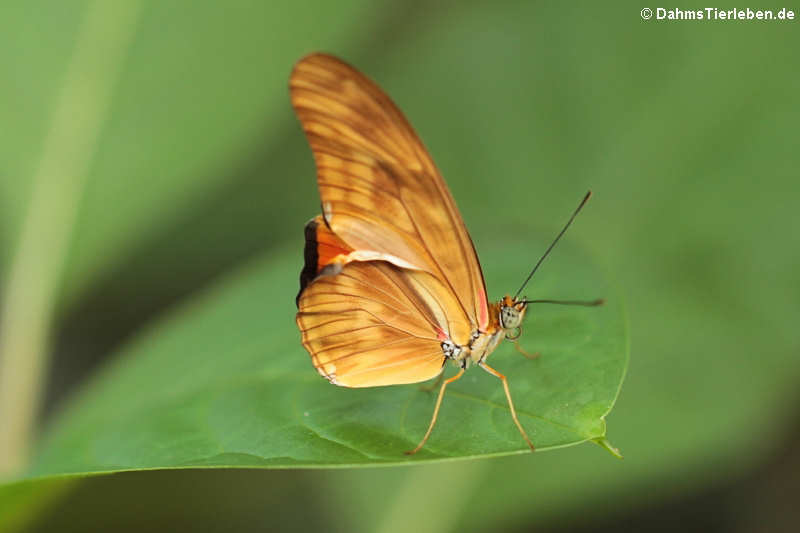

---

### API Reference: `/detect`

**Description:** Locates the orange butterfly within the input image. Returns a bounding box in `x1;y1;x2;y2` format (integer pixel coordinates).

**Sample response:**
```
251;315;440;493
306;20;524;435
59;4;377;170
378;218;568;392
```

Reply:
291;53;601;454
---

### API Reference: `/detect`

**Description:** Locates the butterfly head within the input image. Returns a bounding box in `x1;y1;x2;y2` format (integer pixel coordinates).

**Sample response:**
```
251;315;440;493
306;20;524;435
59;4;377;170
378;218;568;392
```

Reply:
499;295;527;340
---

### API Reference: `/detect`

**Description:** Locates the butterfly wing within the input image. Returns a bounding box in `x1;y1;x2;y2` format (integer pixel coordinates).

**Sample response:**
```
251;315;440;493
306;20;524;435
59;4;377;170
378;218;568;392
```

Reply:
297;215;353;306
290;53;490;337
297;257;472;387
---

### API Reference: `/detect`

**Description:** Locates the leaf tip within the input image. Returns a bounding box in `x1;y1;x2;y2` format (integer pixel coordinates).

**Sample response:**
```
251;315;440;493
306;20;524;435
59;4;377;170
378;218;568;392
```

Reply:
592;436;623;459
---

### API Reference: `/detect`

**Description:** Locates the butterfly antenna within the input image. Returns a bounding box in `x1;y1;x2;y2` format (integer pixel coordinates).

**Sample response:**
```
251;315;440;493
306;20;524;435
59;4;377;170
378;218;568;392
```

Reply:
513;191;592;300
522;298;605;306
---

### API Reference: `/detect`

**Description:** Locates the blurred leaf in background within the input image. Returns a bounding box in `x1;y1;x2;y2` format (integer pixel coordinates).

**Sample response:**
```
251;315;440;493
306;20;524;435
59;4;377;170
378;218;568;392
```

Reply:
0;0;383;474
1;0;799;532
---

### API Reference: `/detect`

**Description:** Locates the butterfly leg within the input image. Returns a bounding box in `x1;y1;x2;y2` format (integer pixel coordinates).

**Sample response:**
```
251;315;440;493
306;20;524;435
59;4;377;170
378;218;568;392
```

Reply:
478;362;535;451
512;341;542;361
417;370;445;392
405;368;465;455
512;341;540;360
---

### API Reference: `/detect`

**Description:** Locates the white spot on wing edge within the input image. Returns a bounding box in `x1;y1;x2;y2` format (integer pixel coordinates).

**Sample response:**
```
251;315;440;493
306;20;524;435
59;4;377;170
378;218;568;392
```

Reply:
316;363;340;386
346;251;420;271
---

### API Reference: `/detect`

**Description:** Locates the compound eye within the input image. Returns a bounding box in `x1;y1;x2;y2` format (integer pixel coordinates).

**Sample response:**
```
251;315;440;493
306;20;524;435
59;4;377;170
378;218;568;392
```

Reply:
501;306;520;329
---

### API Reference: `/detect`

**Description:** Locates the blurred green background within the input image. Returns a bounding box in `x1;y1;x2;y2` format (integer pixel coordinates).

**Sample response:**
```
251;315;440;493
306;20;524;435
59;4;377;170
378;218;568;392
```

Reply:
1;0;799;531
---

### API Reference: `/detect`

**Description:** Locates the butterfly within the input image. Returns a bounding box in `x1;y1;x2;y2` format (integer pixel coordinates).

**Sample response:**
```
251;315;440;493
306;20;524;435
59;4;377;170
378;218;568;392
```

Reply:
291;53;601;454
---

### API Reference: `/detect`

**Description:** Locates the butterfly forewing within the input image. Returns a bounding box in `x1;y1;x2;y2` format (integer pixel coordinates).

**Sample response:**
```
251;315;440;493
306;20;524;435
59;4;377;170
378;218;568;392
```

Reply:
290;53;490;335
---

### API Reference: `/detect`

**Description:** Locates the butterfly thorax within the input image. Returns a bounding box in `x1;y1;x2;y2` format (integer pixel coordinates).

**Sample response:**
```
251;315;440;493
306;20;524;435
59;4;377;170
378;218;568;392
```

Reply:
442;296;527;370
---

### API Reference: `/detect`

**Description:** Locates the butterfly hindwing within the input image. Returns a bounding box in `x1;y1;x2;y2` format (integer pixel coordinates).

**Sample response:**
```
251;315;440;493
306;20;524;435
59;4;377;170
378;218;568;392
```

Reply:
296;260;470;387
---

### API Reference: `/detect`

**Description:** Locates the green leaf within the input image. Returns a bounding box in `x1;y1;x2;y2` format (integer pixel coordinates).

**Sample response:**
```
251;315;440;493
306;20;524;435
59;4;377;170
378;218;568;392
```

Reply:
29;239;626;476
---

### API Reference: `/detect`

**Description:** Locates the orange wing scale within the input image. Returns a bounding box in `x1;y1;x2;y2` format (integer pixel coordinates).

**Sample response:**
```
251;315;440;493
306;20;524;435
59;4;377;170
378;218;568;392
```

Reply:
313;216;352;269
